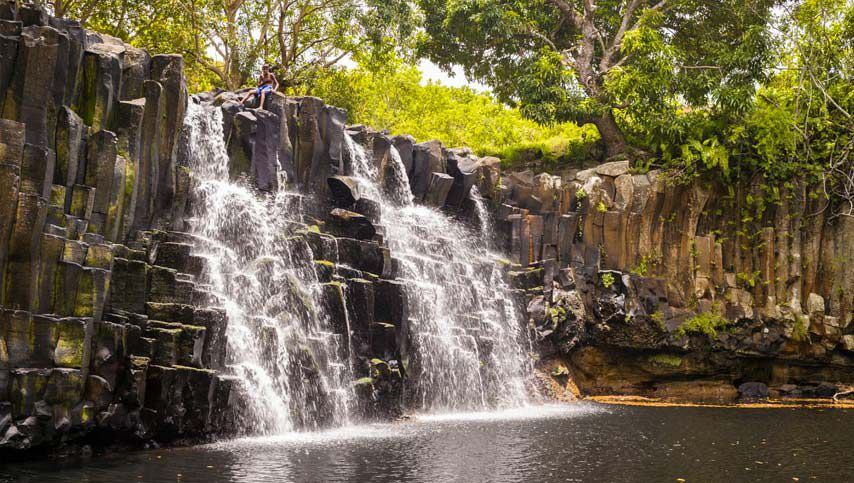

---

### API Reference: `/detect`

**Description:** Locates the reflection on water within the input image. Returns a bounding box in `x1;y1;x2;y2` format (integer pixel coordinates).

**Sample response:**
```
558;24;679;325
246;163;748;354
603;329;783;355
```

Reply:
3;404;853;482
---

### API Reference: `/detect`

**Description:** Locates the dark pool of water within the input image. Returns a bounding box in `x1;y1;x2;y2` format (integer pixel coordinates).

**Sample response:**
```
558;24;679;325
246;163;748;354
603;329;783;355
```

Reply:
2;403;852;482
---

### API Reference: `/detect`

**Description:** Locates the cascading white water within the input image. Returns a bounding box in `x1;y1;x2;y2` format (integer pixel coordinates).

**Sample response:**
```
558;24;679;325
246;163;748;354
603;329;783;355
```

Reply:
344;133;532;412
469;185;493;245
183;102;353;433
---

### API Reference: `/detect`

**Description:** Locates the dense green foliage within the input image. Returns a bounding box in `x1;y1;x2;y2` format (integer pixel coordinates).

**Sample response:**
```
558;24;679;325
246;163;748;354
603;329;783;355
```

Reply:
52;0;417;92
417;0;852;214
675;309;732;338
417;0;776;158
737;0;853;215
51;0;851;209
310;56;600;163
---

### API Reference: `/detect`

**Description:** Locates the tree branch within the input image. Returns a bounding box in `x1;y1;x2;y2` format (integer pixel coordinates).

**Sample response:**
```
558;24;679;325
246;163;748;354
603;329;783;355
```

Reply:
599;0;641;71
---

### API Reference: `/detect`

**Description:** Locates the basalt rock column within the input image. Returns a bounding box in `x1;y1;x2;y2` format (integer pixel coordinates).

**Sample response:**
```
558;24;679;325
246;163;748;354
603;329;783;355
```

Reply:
0;6;234;451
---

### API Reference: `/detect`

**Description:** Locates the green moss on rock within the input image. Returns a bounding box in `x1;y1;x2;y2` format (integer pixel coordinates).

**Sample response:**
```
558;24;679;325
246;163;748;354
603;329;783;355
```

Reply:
648;353;683;368
54;319;89;368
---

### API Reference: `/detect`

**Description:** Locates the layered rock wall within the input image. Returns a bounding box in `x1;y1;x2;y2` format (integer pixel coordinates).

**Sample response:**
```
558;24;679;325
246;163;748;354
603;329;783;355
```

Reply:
494;161;854;399
0;4;236;451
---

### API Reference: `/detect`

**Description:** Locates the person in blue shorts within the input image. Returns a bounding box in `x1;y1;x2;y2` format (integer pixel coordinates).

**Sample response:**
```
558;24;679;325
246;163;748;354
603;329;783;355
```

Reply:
240;64;279;108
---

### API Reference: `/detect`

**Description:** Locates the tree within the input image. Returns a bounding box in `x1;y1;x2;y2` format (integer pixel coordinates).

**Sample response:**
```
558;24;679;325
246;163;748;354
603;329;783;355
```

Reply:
52;0;417;92
265;0;418;90
742;0;853;216
311;54;598;162
417;0;776;158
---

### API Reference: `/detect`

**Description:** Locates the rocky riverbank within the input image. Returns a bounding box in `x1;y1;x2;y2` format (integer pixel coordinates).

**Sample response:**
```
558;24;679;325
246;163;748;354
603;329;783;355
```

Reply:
492;162;854;402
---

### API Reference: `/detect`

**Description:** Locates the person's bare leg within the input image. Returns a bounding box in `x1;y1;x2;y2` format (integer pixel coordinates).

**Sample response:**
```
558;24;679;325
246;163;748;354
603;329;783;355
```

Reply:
259;90;267;109
240;91;252;105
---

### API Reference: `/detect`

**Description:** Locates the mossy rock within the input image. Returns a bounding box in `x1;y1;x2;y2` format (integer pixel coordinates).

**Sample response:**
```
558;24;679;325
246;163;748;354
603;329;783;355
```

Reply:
53;318;90;368
44;368;85;405
354;377;374;388
10;368;50;417
369;359;391;379
648;353;683;368
146;327;181;366
83;244;113;269
49;185;66;207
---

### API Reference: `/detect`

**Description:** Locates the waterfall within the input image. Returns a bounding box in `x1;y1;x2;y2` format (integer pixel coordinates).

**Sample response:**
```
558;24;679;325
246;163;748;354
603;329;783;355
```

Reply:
344;133;532;412
182;102;353;433
470;185;493;245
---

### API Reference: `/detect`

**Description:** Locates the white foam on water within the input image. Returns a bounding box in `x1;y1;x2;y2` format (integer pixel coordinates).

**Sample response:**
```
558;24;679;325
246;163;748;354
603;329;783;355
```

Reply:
413;403;607;423
210;422;408;448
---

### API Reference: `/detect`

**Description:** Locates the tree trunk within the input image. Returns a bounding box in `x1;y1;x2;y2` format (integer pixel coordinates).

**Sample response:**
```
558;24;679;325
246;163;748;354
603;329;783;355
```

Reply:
592;109;628;159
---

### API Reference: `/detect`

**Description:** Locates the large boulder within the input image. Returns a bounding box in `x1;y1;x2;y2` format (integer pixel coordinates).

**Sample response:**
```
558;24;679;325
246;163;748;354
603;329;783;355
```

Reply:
737;382;769;400
327;175;361;206
411;140;444;201
326;208;375;240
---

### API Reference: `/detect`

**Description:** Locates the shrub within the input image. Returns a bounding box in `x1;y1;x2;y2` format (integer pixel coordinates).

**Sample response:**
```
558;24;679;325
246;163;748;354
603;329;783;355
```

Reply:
675;310;731;338
601;272;616;289
792;315;809;342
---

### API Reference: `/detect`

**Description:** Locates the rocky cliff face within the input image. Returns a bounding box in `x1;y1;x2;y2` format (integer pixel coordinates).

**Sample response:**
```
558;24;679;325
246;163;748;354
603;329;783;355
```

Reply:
0;4;239;451
0;5;510;452
493;162;854;401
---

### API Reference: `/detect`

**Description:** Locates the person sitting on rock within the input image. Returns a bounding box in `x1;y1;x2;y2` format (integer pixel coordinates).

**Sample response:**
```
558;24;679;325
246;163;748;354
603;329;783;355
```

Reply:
240;64;278;108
